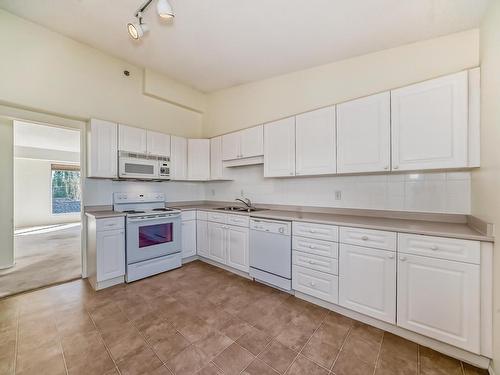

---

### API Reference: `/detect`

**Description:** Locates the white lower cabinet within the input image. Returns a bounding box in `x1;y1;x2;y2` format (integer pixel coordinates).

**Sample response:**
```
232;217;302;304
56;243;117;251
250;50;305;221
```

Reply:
208;222;227;264
397;253;480;353
339;244;396;323
226;225;249;272
196;219;209;257
181;219;197;259
96;228;126;282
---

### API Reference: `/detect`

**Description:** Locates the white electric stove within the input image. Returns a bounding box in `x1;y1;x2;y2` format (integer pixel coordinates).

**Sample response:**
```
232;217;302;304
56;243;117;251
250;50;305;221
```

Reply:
113;192;182;282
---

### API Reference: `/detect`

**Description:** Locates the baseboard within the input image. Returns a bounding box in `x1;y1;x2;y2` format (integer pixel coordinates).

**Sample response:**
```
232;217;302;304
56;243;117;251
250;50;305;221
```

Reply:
0;261;15;270
198;256;252;280
489;364;497;375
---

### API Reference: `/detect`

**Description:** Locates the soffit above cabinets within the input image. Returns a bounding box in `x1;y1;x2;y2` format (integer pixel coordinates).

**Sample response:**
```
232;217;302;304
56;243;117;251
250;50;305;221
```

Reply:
0;0;491;92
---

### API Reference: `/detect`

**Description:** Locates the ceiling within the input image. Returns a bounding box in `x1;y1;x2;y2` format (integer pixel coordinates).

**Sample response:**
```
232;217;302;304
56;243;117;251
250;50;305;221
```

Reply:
14;122;80;153
0;0;491;92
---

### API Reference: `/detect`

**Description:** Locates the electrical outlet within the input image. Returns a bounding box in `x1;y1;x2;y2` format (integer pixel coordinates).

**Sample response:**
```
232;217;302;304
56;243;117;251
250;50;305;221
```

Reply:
334;190;342;200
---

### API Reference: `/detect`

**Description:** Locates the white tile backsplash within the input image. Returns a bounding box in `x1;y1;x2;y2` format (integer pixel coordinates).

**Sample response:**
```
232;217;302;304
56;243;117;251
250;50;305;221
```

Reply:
205;165;471;214
83;166;471;214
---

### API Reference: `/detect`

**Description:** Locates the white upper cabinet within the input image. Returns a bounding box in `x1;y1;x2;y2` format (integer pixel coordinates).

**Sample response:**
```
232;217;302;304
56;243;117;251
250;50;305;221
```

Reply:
210;136;228;180
339;244;396;323
240;125;264;158
187;139;210;180
397;254;480;353
87;119;118;178
118;124;147;154
147;130;171;157
222;125;264;161
119;124;170;156
295;106;337;176
264;117;296;177
337;92;391;174
391;71;469;171
171;136;188;180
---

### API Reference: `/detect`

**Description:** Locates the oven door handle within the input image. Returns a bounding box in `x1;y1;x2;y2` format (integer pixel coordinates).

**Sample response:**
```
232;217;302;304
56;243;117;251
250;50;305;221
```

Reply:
128;214;180;223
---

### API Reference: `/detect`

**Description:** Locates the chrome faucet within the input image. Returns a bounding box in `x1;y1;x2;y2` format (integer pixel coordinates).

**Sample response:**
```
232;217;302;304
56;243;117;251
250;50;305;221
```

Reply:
235;197;252;208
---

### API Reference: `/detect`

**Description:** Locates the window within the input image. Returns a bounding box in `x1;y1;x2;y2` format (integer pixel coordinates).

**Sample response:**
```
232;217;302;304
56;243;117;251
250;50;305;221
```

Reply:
51;164;81;214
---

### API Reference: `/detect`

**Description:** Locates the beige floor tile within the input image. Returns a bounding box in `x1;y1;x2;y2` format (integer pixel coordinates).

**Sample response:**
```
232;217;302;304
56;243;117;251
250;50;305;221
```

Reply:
212;343;255;375
258;340;297;374
341;333;381;365
117;346;164;375
275;316;318;352
332;350;375;375
236;326;273;356
286;355;329;375
194;331;233;360
62;331;114;374
301;330;339;369
196;362;224;375
153;331;191;363
220;317;253;341
242;358;280;375
463;363;489;375
349;321;384;345
166;345;210;375
419;346;463;375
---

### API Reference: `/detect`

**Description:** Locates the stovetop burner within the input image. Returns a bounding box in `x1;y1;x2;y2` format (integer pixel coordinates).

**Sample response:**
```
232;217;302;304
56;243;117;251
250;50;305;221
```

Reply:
152;208;175;212
123;210;146;214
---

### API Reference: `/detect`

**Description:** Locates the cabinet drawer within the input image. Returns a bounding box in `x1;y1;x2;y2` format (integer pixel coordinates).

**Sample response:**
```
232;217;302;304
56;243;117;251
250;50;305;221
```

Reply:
181;211;196;221
292;265;338;304
196;211;208;221
398;234;480;264
207;211;227;224
340;227;396;251
292;236;338;258
293;251;338;275
293;222;338;242
227;214;250;227
97;217;124;232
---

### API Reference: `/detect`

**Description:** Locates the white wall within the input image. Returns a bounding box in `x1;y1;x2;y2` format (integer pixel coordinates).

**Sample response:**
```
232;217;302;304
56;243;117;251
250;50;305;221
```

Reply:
472;1;500;372
0;118;13;268
203;29;479;137
206;167;470;214
14;158;80;228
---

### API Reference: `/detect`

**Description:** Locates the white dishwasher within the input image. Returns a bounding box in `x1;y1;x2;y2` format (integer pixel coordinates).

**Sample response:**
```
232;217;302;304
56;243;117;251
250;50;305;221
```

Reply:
249;218;292;291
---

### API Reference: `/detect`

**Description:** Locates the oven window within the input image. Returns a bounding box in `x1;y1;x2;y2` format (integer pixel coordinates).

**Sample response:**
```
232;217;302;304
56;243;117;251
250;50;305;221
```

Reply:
139;223;173;248
125;163;155;175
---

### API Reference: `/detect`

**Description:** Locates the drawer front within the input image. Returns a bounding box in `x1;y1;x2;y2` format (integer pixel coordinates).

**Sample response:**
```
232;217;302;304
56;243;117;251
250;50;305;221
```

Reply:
227;214;250;227
292;265;338;304
293;222;338;242
340;227;396;251
292;236;338;258
398;233;480;264
207;211;227;224
97;217;124;231
293;251;338;275
181;211;196;221
196;211;208;221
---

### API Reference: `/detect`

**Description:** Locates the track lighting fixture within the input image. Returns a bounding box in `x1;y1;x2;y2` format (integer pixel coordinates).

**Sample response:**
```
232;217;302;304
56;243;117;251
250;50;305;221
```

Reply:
127;0;174;40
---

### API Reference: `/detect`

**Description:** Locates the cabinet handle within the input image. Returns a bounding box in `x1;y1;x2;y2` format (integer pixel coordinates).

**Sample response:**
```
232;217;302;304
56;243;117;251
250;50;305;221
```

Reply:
400;256;407;261
309;260;315;264
384;166;389;170
310;281;316;287
430;245;438;250
309;229;316;233
309;245;315;249
361;235;369;241
393;166;399;170
290;172;294;175
388;255;394;259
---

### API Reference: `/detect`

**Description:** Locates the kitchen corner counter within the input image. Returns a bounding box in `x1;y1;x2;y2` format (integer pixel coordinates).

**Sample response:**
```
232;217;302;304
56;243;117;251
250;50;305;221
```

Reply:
250;210;493;242
171;203;493;242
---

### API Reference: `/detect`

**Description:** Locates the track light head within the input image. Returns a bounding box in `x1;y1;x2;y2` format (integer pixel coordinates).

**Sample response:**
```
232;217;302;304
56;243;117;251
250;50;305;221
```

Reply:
157;0;174;19
127;12;149;40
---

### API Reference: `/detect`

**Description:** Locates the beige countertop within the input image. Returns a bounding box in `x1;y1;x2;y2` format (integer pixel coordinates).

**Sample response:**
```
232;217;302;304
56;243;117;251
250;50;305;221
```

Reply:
172;204;493;242
85;210;126;219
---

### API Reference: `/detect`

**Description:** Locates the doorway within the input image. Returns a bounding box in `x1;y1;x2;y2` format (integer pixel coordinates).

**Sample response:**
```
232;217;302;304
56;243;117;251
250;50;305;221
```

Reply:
0;121;82;297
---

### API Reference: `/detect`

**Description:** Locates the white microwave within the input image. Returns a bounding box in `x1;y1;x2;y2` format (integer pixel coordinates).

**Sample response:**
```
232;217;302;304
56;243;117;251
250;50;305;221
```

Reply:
118;151;170;180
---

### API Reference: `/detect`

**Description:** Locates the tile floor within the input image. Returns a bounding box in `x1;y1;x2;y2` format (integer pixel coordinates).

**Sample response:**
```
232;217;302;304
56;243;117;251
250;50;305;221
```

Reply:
0;260;488;375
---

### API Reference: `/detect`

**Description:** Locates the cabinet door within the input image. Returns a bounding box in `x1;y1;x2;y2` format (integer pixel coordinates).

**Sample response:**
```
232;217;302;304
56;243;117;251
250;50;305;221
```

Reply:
226;225;249;272
240;125;264;158
147;131;171;157
118;124;147;154
196;220;209;257
337;92;391;173
339;244;396;323
222;131;241;161
96;229;125;282
295;106;336;176
187;139;210;180
208;222;226;264
397;254;480;353
181;220;197;258
171;136;188;180
88;119;118;178
391;71;468;171
210;136;225;180
264;117;296;177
